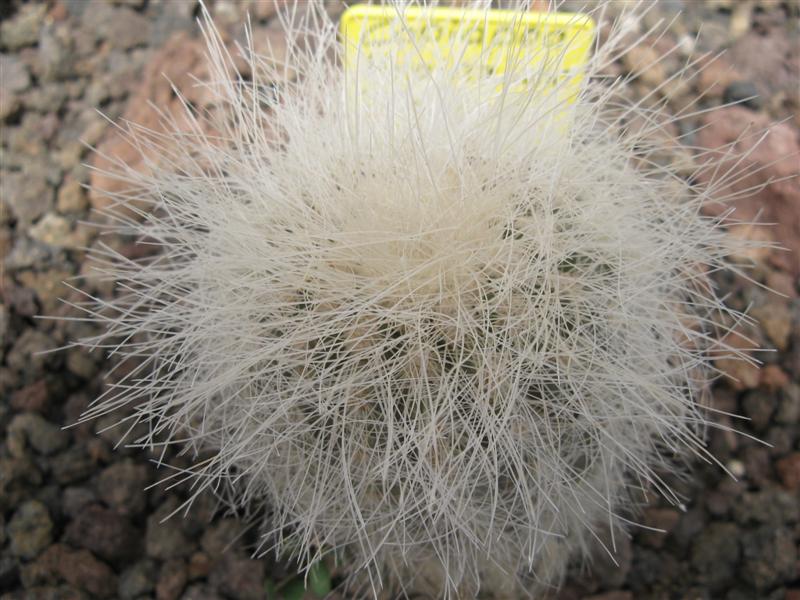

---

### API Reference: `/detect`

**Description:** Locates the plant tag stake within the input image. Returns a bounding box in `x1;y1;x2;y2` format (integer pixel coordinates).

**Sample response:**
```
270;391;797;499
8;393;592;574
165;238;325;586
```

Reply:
340;4;595;105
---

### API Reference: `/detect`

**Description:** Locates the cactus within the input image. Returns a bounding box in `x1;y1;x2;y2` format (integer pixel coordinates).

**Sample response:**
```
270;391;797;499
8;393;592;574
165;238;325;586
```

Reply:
74;2;761;597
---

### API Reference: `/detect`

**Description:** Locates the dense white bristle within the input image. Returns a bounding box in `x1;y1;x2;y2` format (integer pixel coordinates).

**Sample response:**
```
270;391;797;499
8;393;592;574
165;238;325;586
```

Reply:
71;1;765;597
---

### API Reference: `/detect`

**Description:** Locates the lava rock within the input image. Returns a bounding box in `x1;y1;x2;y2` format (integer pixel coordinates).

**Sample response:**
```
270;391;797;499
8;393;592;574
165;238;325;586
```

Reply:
49;445;96;485
200;518;244;558
741;390;775;432
95;459;149;515
0;4;47;50
776;453;800;490
0;53;32;93
29;213;73;247
776;383;800;425
723;80;762;110
2;167;55;226
0;555;21;589
638;508;681;549
61;486;97;518
0;455;43;513
741;526;797;590
64;504;141;563
7;500;53;559
146;499;194;560
6;413;69;457
622;44;667;87
732;488;800;526
180;584;225;600
56;179;88;214
156;558;188;600
690;522;740;592
30;544;117;598
6;329;56;376
9;380;50;413
118;559;157;599
209;554;266;600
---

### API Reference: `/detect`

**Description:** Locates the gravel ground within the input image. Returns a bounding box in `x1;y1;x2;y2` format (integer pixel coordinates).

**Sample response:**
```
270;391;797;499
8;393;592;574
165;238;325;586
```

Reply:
1;1;799;599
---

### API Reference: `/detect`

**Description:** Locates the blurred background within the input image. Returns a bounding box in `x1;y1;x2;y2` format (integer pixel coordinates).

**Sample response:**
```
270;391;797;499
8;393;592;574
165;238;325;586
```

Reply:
1;1;798;599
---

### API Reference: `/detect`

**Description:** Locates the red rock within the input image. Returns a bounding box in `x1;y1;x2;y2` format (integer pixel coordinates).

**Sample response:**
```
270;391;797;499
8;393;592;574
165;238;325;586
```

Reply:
89;31;209;218
696;106;800;276
89;26;296;220
727;30;799;112
776;453;800;490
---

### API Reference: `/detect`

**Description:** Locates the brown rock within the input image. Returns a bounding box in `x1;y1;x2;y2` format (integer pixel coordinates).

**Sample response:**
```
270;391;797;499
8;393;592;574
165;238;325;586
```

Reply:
751;301;793;351
3;280;38;317
96;459;149;515
760;364;790;391
6;328;56;375
776;453;800;490
146;498;194;560
188;552;212;580
34;544;117;598
743;446;772;488
57;178;89;214
10;380;49;413
3;167;55;225
695;56;742;99
639;508;681;549
741;390;775;432
0;85;20;120
16;269;72;315
209;554;265;600
696;107;800;276
28;213;72;247
7;412;69;457
766;270;797;298
250;0;287;20
723;223;775;265
714;329;761;390
7;500;53;559
727;29;800;115
622;44;666;88
157;558;188;600
66;347;98;379
584;593;633;600
64;504;141;563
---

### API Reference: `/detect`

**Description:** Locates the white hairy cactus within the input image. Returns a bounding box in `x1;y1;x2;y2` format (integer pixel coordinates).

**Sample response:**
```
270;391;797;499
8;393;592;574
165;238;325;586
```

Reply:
73;1;763;597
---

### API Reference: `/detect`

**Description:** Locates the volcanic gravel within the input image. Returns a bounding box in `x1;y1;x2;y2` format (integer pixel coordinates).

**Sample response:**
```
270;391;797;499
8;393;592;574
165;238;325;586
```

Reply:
1;1;799;599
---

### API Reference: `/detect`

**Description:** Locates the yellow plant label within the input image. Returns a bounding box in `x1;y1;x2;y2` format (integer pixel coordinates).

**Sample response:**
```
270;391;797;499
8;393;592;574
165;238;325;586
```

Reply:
340;4;595;101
